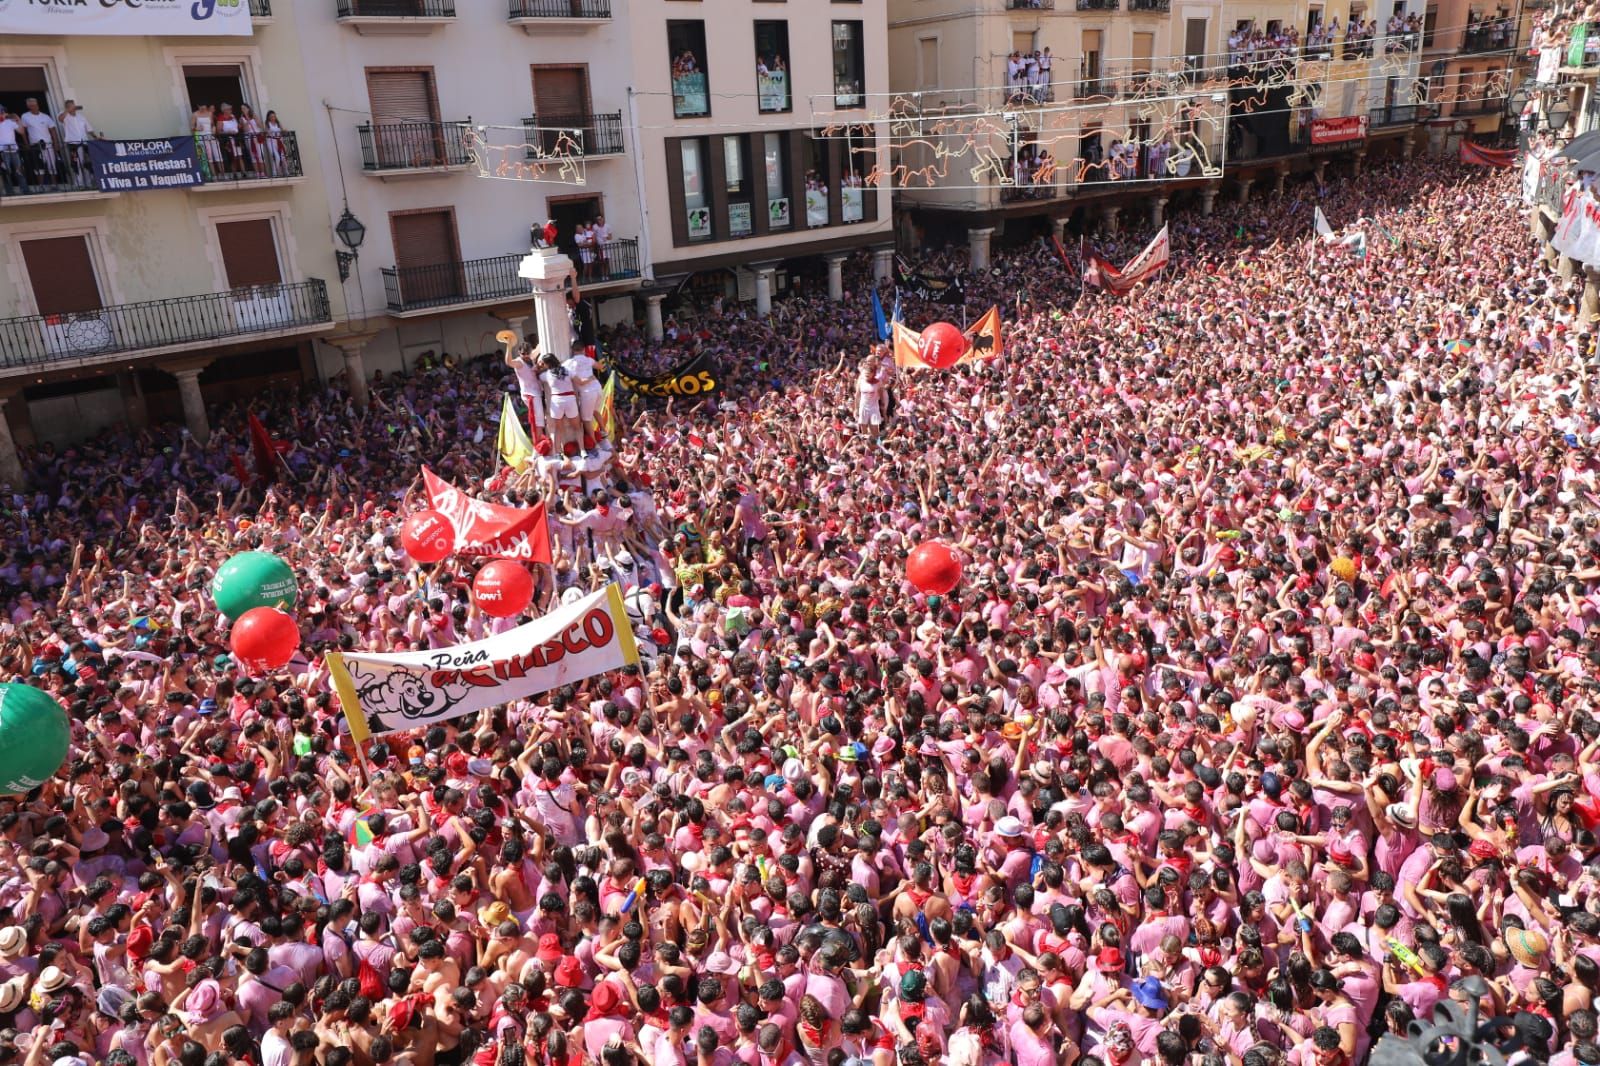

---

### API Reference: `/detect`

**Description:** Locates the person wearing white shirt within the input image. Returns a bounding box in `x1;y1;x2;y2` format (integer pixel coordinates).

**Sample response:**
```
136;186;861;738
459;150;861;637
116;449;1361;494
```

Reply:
565;345;602;452
506;340;548;442
57;101;92;186
18;99;57;186
0;108;25;193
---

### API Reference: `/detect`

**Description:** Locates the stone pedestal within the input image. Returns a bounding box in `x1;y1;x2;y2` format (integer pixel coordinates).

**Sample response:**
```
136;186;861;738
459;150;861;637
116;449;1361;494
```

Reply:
645;293;665;342
872;247;894;285
1149;197;1168;229
826;255;846;302
161;360;213;445
518;246;578;362
754;266;775;317
330;337;372;410
968;227;994;272
0;396;24;489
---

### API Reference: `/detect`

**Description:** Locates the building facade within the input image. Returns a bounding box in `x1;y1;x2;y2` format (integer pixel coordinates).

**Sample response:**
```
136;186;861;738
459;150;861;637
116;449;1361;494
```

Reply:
295;0;646;381
625;0;895;319
885;0;1463;259
0;1;342;474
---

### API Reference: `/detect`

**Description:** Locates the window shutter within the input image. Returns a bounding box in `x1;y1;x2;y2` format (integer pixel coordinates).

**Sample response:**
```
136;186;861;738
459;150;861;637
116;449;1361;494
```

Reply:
216;219;283;290
391;210;459;305
533;68;589;122
22;237;103;316
366;70;435;123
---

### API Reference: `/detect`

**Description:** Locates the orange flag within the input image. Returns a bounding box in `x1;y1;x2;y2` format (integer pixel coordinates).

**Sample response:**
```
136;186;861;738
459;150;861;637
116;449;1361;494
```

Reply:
892;321;931;369
959;306;1003;363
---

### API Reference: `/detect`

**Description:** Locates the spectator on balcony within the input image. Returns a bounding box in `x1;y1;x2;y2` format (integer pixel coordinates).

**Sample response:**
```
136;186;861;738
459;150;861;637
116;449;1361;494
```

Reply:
594;214;613;278
193;104;223;173
1037;47;1054;98
216;103;246;177
238;103;263;177
56;100;94;187
18;99;58;188
263;110;287;177
575;221;597;282
0;107;25;194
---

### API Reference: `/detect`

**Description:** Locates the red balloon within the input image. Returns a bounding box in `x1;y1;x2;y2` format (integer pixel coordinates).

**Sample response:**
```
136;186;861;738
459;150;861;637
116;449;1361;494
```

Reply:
907;541;963;595
918;322;968;369
473;560;534;618
401;510;455;564
230;607;300;672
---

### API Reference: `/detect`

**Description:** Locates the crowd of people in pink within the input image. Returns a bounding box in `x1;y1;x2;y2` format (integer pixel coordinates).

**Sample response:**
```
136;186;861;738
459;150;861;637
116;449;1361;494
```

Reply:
0;156;1592;1066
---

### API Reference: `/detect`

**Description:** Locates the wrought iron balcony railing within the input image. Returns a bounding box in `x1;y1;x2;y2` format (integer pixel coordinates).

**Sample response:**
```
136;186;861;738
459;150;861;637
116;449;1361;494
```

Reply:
523;112;625;157
358;121;471;171
0;280;331;370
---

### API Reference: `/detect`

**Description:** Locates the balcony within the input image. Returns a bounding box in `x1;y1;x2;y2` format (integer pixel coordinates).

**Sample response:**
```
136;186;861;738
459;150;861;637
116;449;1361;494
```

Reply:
1004;0;1054;8
1001;183;1060;202
0;280;331;373
508;0;611;31
1368;104;1419;127
1460;22;1511;53
193;131;304;188
523;112;625;157
1127;0;1170;12
336;0;454;34
249;0;272;18
0;150;115;207
1076;0;1118;9
382;239;640;315
358;121;472;178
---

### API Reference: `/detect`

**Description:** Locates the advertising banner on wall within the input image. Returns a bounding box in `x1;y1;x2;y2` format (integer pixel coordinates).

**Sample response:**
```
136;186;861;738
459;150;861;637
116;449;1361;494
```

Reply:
1;0;253;36
1310;116;1370;145
86;138;206;191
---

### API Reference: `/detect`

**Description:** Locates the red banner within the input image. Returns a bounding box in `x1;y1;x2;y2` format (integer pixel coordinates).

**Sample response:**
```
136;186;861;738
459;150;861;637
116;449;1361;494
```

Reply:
422;467;552;563
1086;225;1170;296
1460;140;1516;167
1310;116;1369;145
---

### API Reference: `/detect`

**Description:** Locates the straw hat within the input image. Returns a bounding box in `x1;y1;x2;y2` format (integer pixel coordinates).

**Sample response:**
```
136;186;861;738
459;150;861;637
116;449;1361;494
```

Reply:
1506;927;1549;968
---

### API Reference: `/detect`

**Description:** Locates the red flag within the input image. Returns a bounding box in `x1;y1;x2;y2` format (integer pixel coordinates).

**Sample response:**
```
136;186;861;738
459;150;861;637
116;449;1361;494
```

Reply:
422;467;552;563
248;413;279;483
1459;141;1516;167
230;454;252;485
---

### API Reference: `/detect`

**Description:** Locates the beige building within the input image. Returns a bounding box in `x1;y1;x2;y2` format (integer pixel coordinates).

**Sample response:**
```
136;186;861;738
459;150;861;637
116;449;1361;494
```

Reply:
625;0;895;320
0;1;342;479
295;0;646;379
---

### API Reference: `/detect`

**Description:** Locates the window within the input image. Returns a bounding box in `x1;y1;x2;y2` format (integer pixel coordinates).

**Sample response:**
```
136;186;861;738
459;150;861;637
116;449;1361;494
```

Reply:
531;66;593;155
1013;31;1036;53
390;208;461;306
764;133;791;230
1133;32;1155;75
681;138;711;240
365;68;443;168
21;235;103;316
1184;18;1208;72
831;21;865;108
183;64;250;115
755;21;791;113
804;137;830;227
0;66;55;122
840;125;873;222
1422;5;1437;45
723;135;754;236
215;219;283;290
918;37;939;90
669;21;710;118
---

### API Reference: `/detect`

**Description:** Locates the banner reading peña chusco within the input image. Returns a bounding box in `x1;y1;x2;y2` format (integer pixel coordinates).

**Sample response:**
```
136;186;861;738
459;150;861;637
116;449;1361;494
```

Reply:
610;351;721;398
326;585;637;743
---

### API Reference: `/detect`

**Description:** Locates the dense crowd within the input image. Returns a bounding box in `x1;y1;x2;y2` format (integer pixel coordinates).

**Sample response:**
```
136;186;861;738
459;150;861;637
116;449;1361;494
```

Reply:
0;155;1594;1066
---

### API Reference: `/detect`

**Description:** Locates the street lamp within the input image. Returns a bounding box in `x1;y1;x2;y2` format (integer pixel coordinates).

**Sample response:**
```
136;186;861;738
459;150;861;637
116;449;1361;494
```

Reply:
334;206;366;281
1506;84;1529;117
1549;98;1573;131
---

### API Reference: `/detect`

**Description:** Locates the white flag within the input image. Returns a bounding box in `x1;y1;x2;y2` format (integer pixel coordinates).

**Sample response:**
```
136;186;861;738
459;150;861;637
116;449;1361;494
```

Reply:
1314;206;1336;242
328;585;639;742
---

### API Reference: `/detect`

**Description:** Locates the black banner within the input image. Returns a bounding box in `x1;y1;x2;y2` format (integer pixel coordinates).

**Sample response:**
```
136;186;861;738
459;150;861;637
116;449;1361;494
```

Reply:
612;350;721;398
896;267;966;306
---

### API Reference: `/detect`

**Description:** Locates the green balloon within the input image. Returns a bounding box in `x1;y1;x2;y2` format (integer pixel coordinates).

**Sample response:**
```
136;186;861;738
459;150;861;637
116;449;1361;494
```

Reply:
211;551;299;619
0;683;68;795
